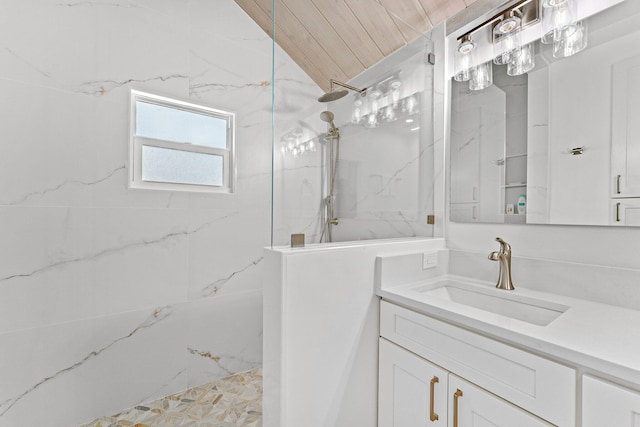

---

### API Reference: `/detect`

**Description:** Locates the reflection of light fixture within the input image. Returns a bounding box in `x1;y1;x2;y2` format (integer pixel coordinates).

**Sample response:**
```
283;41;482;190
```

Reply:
388;79;402;108
347;71;423;129
403;95;418;115
368;89;381;115
383;105;397;122
352;97;364;125
280;128;317;158
365;113;379;129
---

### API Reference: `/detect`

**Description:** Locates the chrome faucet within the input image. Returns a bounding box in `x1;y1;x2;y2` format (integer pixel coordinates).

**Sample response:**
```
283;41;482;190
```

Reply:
488;237;515;290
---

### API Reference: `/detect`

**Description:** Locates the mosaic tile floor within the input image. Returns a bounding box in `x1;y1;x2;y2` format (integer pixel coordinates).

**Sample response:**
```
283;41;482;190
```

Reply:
83;368;262;427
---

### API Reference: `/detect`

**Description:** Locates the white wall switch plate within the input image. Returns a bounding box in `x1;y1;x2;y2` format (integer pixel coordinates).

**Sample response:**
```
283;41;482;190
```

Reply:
423;252;438;269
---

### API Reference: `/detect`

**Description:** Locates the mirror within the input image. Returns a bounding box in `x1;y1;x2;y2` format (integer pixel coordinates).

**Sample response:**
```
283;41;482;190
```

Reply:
449;0;640;226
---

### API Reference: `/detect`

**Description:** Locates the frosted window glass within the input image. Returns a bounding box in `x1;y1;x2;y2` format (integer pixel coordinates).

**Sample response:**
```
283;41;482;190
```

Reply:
136;101;228;149
142;145;223;186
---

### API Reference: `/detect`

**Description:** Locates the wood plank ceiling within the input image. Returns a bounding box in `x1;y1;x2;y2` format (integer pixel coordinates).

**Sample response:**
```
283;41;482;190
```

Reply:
235;0;476;92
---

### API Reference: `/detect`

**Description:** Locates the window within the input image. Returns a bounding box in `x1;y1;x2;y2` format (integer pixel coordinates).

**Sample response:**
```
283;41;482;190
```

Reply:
129;90;235;193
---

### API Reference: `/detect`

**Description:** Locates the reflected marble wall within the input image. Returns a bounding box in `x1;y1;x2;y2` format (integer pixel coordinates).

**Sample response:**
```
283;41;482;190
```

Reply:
0;1;302;425
274;33;444;244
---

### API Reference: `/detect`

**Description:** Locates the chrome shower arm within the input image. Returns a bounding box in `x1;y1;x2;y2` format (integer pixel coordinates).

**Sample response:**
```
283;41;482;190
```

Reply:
330;79;367;95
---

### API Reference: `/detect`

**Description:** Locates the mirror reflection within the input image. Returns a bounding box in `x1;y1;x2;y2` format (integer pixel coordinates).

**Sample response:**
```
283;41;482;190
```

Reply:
449;0;640;226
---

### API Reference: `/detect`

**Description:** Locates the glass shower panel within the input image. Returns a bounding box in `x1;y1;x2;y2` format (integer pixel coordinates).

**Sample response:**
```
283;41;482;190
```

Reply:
270;0;444;245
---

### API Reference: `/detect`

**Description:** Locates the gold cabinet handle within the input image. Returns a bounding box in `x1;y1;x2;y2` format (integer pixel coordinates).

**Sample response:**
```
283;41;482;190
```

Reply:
429;376;439;421
453;389;463;427
616;202;621;222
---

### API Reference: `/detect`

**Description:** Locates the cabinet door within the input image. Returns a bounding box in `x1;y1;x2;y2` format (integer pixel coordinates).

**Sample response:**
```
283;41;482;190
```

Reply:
583;375;640;427
448;375;553;427
612;54;640;197
378;338;447;427
449;203;479;222
611;199;640;225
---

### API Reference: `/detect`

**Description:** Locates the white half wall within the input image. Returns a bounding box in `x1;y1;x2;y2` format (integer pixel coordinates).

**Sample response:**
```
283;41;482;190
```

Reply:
263;238;446;427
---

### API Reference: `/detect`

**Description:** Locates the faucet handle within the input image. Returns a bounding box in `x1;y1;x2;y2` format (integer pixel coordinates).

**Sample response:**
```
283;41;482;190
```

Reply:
495;237;511;253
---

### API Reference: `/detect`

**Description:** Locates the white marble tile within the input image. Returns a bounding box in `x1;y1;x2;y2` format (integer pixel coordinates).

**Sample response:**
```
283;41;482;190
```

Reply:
0;73;192;211
0;0;189;100
184;291;263;388
188;28;271;111
134;0;190;19
0;305;186;426
0;206;189;333
187;210;266;299
0;0;303;425
188;0;269;43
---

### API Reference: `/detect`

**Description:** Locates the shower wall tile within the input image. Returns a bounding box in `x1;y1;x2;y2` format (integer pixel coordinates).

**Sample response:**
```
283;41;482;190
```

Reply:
0;0;304;424
0;292;261;426
0;305;186;426
0;0;190;101
187;209;266;299
184;291;263;388
0;71;193;211
0;206;189;333
188;0;266;42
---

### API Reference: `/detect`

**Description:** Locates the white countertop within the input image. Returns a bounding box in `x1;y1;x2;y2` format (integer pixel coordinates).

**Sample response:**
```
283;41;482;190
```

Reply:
377;274;640;387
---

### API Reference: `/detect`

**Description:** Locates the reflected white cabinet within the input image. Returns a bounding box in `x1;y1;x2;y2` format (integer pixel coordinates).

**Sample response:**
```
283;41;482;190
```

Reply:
583;376;640;427
611;199;640;225
378;338;552;427
449;203;478;222
611;54;640;198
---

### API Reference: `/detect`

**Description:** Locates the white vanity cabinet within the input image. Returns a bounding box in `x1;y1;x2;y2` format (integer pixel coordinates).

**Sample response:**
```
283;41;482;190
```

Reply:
379;300;576;426
379;338;552;427
448;374;552;427
379;339;447;427
582;375;640;427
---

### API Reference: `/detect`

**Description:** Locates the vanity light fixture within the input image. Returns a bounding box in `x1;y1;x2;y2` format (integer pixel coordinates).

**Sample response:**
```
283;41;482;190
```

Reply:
540;0;588;57
469;61;493;91
452;0;589;91
493;10;522;65
541;0;576;44
454;35;475;82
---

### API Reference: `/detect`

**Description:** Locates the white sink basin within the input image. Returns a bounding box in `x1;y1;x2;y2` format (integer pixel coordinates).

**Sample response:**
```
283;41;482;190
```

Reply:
418;281;569;326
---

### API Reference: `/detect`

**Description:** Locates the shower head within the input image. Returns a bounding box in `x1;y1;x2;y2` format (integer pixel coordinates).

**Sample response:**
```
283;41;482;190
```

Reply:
318;89;349;103
320;110;338;135
318;79;367;103
320;110;335;123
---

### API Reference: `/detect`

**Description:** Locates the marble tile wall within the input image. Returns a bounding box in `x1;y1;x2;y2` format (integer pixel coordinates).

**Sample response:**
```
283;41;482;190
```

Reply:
0;1;312;425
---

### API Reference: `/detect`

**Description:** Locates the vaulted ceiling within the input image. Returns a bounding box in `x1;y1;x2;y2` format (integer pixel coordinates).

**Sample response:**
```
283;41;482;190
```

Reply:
235;0;476;92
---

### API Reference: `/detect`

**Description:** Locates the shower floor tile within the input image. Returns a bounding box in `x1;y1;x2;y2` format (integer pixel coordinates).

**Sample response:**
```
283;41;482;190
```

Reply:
83;368;262;427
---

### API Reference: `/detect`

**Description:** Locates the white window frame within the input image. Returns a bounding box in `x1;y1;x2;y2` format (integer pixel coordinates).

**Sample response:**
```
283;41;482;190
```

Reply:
129;89;236;194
